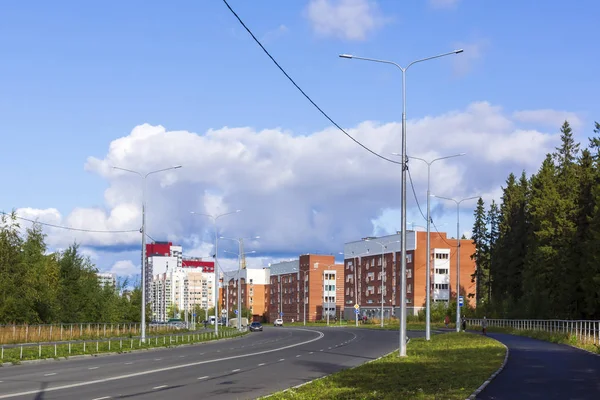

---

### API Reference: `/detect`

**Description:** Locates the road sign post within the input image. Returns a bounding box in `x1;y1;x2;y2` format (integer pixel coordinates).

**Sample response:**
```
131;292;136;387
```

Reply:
459;296;464;307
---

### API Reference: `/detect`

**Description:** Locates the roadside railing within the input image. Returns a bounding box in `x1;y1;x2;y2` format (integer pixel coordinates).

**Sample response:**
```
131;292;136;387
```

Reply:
467;318;600;346
0;323;186;345
0;327;248;362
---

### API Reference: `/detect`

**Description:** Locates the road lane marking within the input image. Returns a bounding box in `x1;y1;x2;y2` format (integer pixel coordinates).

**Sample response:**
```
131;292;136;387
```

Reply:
258;363;265;366
231;369;240;372
296;355;301;357
179;355;185;358
0;328;325;399
124;362;133;365
279;358;285;362
43;373;56;376
197;376;209;380
91;397;111;400
88;367;99;370
154;358;162;361
309;352;314;354
152;385;168;390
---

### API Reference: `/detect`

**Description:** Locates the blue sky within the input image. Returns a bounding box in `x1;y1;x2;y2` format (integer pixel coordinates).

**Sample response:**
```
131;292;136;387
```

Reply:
1;0;598;277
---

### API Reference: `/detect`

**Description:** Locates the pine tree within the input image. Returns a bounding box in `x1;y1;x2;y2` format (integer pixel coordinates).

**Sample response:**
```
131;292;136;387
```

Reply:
470;197;489;306
487;200;500;305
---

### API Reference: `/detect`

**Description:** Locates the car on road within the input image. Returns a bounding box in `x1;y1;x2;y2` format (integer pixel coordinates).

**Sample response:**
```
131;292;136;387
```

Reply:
273;318;284;327
249;322;263;332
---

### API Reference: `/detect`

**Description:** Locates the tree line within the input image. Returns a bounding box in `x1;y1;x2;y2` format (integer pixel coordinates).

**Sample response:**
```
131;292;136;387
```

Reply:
470;121;600;320
0;212;145;325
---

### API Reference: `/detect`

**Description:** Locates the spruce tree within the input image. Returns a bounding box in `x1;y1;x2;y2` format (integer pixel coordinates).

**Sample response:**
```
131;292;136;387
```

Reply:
470;197;489;306
487;200;500;305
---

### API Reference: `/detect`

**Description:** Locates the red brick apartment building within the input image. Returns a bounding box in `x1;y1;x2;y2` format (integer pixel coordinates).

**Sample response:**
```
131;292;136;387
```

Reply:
343;231;476;320
219;268;270;323
268;254;345;323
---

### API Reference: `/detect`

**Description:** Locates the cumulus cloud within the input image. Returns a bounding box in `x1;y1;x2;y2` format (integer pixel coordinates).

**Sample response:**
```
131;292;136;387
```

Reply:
110;260;138;276
305;0;390;41
513;109;583;131
10;101;568;273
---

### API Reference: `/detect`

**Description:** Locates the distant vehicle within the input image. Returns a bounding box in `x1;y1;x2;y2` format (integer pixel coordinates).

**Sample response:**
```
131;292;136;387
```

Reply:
273;318;283;327
249;322;263;332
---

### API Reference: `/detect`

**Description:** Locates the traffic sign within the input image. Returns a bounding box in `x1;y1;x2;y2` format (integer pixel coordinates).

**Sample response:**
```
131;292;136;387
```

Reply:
459;296;464;307
355;309;360;315
354;304;359;310
193;313;196;317
280;312;284;316
234;309;238;315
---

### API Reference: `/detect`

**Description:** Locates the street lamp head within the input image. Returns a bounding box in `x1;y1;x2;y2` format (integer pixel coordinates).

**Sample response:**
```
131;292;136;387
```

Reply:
339;54;353;59
253;236;261;240
173;165;183;169
235;209;242;213
454;49;464;54
458;152;467;156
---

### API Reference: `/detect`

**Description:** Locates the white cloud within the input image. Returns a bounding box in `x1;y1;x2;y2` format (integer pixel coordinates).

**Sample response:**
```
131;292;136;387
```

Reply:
452;38;489;76
109;260;138;276
305;0;389;41
11;101;567;270
512;109;583;131
429;0;461;9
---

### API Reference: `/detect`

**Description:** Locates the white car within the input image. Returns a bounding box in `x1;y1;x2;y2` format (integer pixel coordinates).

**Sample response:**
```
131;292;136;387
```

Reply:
273;318;284;327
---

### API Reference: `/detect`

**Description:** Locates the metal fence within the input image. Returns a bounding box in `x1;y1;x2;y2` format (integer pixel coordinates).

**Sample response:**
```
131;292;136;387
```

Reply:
467;318;600;346
0;323;184;345
0;327;247;362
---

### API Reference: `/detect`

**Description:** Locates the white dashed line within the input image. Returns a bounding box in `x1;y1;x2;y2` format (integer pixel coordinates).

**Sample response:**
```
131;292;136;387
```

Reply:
44;373;56;377
124;362;133;365
296;355;301;358
199;353;205;355
279;358;285;362
91;397;111;400
328;347;332;349
154;358;162;361
258;363;265;366
153;385;168;390
179;355;185;358
232;369;241;372
88;367;99;370
309;352;314;354
197;376;209;380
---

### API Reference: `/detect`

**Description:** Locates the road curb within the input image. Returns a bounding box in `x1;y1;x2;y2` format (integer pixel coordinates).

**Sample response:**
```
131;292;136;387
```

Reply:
465;337;510;400
0;332;248;368
258;338;411;399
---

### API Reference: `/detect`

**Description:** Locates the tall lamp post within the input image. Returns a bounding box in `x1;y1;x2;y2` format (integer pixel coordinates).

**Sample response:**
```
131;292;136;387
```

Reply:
363;239;400;327
190;210;241;336
113;165;182;343
403;153;465;341
340;48;464;356
431;195;478;332
220;236;260;330
223;249;256;329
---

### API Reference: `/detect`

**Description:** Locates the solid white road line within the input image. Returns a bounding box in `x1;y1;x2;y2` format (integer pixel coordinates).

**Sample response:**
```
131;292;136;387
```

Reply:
197;376;209;380
0;328;325;399
152;385;168;390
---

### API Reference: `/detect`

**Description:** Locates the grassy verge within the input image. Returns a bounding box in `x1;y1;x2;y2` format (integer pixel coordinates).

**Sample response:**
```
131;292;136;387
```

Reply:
265;332;505;400
1;328;247;365
471;324;600;355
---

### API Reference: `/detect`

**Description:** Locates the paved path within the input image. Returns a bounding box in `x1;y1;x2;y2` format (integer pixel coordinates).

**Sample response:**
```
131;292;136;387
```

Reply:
0;326;420;399
477;333;600;399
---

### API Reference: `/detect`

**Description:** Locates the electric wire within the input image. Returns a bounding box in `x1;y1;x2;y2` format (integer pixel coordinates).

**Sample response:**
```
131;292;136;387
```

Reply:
221;0;401;166
0;210;139;233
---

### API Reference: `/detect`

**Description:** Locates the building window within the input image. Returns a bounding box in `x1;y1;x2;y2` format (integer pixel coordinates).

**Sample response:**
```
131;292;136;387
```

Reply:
435;268;449;275
435;253;449;260
435;283;449;290
407;283;412;294
406;269;412;278
406;254;412;263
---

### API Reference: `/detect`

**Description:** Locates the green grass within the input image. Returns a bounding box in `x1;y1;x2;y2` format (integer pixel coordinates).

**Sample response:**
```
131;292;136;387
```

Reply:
471;324;600;355
0;328;247;364
266;332;506;400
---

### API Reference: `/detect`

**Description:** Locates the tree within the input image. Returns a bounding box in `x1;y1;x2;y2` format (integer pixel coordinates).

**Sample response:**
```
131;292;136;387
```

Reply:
470;197;489;306
487;200;500;305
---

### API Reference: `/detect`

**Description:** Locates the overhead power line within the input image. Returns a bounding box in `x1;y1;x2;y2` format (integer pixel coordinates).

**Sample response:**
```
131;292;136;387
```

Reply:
0;210;140;234
221;0;401;166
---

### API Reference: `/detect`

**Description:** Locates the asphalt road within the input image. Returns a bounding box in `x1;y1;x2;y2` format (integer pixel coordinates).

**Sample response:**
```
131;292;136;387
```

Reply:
0;326;419;399
477;333;600;399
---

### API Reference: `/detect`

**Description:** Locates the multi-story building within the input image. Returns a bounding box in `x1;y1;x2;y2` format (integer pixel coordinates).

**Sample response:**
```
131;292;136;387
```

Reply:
97;272;117;289
268;254;345;323
151;266;188;322
145;241;182;305
220;268;270;323
343;231;476;320
182;258;215;318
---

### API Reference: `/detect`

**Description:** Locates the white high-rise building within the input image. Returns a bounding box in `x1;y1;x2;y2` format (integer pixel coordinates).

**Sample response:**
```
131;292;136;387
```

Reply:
97;272;117;289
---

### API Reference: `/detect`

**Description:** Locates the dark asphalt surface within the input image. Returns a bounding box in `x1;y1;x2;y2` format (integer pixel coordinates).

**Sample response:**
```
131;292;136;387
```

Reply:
477;333;600;400
0;326;420;399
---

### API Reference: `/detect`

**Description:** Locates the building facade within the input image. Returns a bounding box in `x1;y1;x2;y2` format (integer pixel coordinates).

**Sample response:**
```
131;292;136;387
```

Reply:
97;272;117;289
220;268;270;323
343;231;476;320
268;254;345;323
145;241;182;305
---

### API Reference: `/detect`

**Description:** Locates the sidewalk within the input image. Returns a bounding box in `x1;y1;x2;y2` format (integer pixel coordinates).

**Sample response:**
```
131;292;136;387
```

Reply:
476;332;600;399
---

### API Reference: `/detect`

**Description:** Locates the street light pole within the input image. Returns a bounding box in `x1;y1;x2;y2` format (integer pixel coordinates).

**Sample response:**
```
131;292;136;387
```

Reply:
406;153;465;340
190;210;242;336
113;165;182;343
220;236;260;330
340;48;464;356
431;195;478;332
